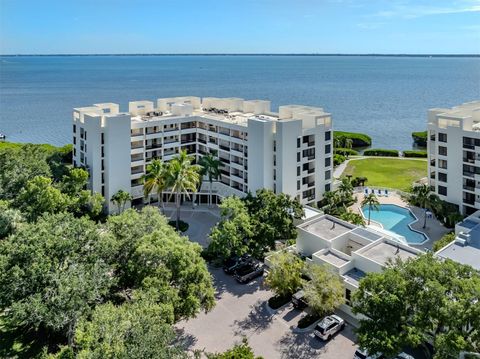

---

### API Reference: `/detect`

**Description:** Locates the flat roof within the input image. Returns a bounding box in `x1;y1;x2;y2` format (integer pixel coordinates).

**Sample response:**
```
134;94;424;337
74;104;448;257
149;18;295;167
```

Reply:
300;216;353;240
458;219;479;230
351;227;383;241
360;241;418;265
317;250;349;268
437;229;480;271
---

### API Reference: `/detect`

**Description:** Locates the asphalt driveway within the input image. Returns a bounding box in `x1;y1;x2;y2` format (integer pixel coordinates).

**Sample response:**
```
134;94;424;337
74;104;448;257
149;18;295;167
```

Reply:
176;267;358;358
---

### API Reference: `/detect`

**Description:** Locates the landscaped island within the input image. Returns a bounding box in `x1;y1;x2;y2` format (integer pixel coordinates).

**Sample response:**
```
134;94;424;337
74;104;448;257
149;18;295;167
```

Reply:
334;131;372;147
343;158;427;192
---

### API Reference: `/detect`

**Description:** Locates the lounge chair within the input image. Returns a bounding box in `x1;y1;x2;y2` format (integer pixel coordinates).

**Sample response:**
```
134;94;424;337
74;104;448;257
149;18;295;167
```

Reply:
384;189;389;197
377;189;382;196
364;188;369;195
371;189;376;195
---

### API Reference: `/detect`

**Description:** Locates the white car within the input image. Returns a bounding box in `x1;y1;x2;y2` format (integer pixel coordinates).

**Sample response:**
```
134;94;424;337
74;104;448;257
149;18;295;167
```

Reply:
313;314;345;341
353;349;383;359
395;353;415;359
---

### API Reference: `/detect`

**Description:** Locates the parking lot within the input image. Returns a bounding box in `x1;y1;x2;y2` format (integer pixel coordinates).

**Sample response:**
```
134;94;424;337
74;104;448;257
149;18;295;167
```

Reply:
176;267;358;358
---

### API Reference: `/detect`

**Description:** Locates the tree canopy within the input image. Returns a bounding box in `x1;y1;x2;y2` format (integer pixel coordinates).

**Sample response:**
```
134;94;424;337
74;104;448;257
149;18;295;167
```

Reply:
265;251;304;298
353;254;480;359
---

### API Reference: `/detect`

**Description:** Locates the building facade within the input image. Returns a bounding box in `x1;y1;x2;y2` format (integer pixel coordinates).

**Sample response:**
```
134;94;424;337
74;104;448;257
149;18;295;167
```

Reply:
427;101;480;215
73;97;333;212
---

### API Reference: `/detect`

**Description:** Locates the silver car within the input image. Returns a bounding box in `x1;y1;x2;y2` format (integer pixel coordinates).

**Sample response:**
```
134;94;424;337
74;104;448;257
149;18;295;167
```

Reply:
313;314;345;341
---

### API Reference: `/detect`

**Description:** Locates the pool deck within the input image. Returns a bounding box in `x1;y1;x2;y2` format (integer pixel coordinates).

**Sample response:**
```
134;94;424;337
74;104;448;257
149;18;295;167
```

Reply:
352;192;450;250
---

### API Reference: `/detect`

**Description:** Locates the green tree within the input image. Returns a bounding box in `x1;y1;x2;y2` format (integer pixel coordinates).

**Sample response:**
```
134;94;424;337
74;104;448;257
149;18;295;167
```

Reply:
142;159;168;213
265;251;304;298
344;138;353;157
303;263;345;316
245;189;303;255
339;210;365;226
361;193;380;225
111;189;133;214
207;197;253;262
199;153;222;207
338;177;354;202
15;176;71;221
432;232;456;252
207;339;262;359
75;191;105;220
59;168;89;196
0;200;24;238
321;191;345;216
410;184;434;228
0;213;117;344
167;150;201;230
353;254;480;359
74;300;185;359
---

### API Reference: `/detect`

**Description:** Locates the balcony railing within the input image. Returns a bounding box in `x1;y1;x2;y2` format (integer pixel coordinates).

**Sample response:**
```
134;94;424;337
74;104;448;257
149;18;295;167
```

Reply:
146;144;162;150
219;145;230;152
463;185;475;192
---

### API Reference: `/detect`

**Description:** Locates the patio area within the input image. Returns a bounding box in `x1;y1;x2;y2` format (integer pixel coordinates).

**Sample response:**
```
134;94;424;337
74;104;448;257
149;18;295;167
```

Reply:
351;190;450;250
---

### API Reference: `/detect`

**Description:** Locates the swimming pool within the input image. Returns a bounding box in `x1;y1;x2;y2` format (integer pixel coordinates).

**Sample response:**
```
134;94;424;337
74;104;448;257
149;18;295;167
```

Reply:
361;204;428;244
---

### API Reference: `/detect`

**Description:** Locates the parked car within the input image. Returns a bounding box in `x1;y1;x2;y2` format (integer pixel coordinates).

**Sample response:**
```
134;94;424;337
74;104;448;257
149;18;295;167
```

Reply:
292;289;308;309
223;255;251;274
395;353;415;359
234;261;264;283
353;349;384;359
313;315;345;341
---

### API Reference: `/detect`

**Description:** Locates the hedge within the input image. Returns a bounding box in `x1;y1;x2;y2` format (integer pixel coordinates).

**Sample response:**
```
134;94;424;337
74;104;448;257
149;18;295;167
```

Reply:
334;131;372;147
412;131;427;147
363;148;399;157
403;150;427;158
334;148;359;156
334;154;346;166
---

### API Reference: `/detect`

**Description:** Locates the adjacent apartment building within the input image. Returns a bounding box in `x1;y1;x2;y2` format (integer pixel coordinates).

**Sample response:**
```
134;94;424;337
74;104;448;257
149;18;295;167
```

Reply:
428;100;480;215
72;97;333;212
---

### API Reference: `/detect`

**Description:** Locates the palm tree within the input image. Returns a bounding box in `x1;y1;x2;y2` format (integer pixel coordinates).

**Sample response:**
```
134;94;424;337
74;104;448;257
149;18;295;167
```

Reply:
333;135;344;149
411;184;432;228
111;189;132;214
344;138;353;158
142;159;168;213
167;150;201;230
199;153;221;207
361;193;380;225
338;177;354;200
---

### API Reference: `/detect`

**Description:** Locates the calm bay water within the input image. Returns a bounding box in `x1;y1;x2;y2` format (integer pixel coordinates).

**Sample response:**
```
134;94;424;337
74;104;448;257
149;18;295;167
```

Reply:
1;55;479;149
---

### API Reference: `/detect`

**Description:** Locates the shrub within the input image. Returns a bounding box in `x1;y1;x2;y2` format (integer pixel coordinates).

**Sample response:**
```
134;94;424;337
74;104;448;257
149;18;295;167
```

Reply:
432;232;455;252
297;314;320;328
334;154;346;166
412;131;427;147
363;148;399;157
334;131;372;147
403;150;427;158
168;220;189;232
334;148;359;156
268;294;291;309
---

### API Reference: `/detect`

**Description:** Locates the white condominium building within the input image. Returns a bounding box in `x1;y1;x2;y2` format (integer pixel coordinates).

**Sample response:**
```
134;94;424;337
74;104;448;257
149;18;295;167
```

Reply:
72;97;333;212
427;100;480;215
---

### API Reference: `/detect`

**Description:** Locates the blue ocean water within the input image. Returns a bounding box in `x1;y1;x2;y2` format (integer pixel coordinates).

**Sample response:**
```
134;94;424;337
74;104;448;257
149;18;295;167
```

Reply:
0;55;479;148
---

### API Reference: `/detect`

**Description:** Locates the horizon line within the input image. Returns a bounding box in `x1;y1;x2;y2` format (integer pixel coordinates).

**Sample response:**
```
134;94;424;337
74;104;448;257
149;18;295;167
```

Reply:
1;53;479;58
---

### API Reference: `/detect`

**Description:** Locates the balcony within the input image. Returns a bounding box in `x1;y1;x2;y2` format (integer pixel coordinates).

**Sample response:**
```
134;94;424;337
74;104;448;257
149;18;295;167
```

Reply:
307;181;315;188
463;157;475;164
430;159;436;166
145;143;162;150
219;145;230;152
131;143;144;150
430;172;436;179
164;126;179;133
463;171;475;178
463;185;475;192
131;167;144;175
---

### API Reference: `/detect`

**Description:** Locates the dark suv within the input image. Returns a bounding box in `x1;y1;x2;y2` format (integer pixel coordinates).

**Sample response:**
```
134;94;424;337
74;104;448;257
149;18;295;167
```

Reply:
223;255;251;274
292;290;308;309
234;261;264;283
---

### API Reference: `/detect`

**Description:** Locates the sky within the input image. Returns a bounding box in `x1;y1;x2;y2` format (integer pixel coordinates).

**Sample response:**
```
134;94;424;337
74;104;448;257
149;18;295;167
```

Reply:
0;0;479;54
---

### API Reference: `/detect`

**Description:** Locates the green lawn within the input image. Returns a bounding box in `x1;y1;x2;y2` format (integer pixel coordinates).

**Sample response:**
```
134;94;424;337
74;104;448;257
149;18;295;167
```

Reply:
343;158;427;192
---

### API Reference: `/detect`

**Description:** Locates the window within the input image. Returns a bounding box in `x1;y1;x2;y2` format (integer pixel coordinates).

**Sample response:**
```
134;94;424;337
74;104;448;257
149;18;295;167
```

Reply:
325;131;331;141
438;172;447;182
73;137;76;145
325;144;331;154
101;146;105;157
297;152;301;162
325;184;331;192
84;131;87;141
297;180;300;190
302;148;315;159
325;170;331;180
438;146;447;156
438;133;447;143
80;127;84;139
73;124;76;133
101;186;105;197
73;148;76;156
101;159;105;171
101;133;105;145
297;138;300;148
438;186;447;196
325;157;331;167
438;159;447;169
297;166;300;176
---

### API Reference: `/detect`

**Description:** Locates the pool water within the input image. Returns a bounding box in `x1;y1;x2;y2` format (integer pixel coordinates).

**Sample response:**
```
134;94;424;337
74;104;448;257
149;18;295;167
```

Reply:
361;204;428;244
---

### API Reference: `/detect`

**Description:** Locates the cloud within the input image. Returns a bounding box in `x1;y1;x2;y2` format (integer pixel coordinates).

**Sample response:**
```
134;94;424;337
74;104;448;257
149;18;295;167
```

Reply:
373;1;480;19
